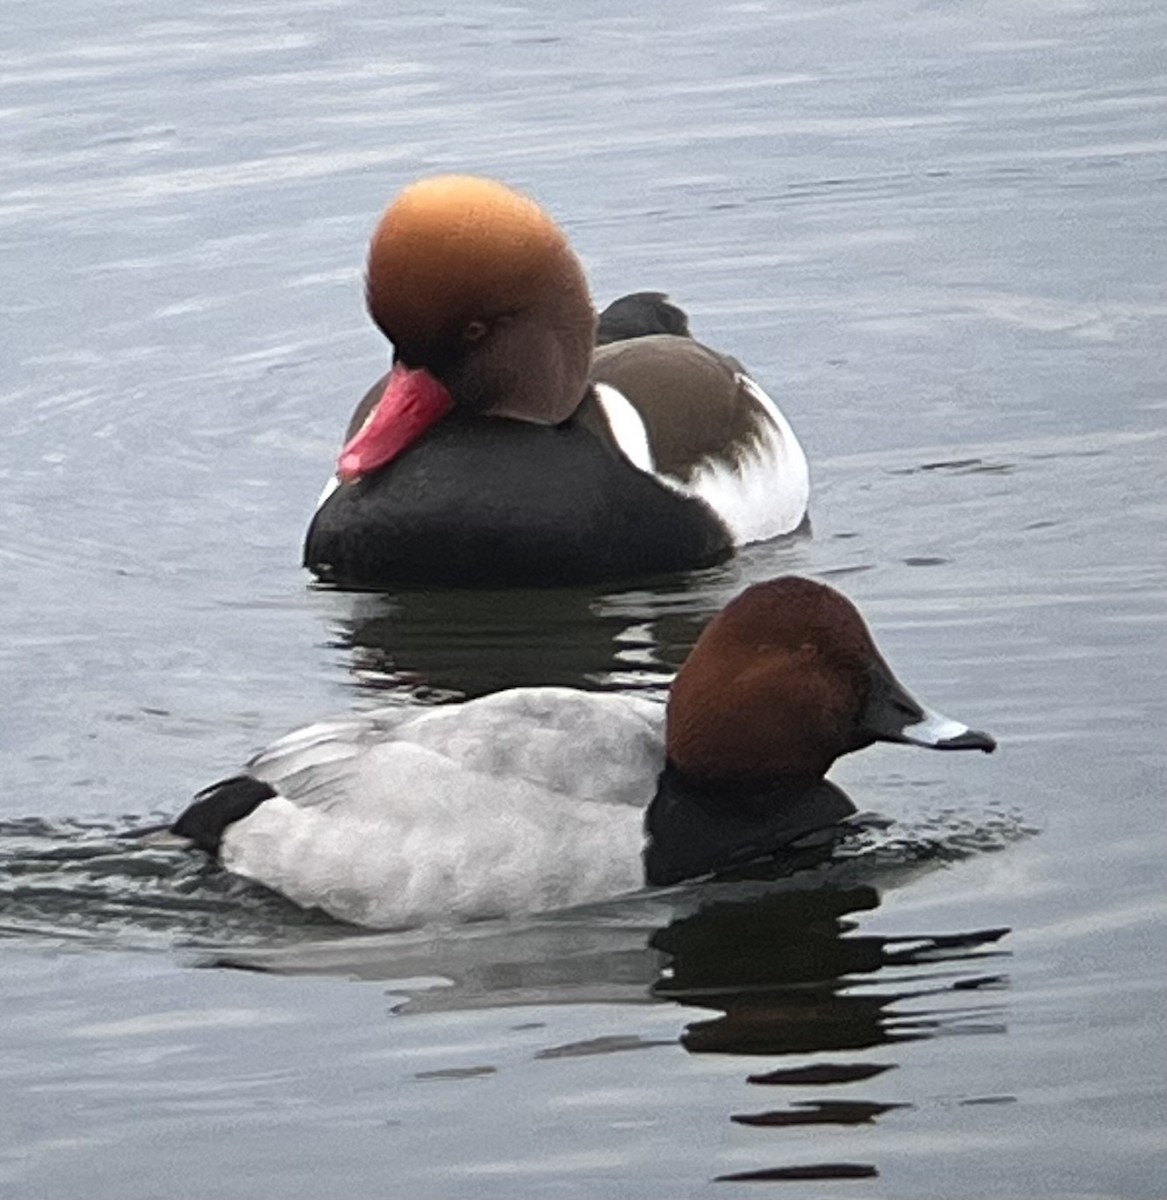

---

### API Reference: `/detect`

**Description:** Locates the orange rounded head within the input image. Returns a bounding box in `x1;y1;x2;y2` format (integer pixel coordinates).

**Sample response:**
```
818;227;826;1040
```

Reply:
364;175;596;425
666;576;995;787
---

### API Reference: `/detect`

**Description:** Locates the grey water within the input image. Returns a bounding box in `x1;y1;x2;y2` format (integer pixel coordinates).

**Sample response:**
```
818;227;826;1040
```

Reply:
1;0;1165;1195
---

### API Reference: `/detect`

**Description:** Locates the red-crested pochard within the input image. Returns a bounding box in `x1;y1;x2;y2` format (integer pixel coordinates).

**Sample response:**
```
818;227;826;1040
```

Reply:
303;176;809;587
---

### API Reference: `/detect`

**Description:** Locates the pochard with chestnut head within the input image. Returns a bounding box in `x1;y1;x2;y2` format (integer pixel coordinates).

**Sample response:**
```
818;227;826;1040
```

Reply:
304;176;809;588
170;577;994;929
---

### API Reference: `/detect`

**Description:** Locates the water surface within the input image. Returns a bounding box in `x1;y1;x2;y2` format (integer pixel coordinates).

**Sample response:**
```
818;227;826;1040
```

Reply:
1;0;1165;1195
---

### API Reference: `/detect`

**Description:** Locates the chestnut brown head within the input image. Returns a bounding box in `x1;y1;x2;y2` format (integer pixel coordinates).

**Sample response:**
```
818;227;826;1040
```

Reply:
666;577;995;788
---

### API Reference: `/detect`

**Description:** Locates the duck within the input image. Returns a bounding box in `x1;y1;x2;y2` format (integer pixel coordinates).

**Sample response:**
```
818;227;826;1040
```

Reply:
171;577;995;928
303;176;809;588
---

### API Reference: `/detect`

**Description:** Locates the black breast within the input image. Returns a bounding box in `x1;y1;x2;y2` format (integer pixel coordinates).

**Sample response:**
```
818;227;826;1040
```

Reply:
643;764;858;887
303;415;732;587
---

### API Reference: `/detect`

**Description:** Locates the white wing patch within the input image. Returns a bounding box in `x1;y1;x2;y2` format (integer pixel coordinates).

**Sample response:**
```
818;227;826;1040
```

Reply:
591;382;657;474
684;374;809;545
594;374;809;546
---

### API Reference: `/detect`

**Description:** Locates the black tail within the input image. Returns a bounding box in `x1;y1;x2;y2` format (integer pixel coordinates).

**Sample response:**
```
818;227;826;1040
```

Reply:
171;775;277;857
596;292;692;345
121;820;176;839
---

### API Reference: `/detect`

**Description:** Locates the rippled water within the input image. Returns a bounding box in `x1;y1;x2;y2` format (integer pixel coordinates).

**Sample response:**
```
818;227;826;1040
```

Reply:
2;0;1165;1195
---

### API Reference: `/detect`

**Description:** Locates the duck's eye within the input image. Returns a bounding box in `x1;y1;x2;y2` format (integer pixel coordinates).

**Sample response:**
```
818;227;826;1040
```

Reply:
463;319;489;344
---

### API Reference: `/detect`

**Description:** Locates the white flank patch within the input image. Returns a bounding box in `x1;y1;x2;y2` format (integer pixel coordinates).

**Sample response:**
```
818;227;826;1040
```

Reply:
683;375;809;545
591;382;656;473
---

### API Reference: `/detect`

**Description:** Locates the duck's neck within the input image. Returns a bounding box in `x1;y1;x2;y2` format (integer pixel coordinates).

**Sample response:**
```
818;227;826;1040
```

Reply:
643;762;857;887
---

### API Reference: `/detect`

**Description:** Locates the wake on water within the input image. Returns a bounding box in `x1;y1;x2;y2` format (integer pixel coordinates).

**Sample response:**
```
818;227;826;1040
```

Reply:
0;804;1032;951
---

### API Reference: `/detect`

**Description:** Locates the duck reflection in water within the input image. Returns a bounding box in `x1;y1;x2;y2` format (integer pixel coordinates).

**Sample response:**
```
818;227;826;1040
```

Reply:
310;572;725;700
214;851;1011;1181
218;869;1010;1049
654;879;1009;1057
650;878;1010;1183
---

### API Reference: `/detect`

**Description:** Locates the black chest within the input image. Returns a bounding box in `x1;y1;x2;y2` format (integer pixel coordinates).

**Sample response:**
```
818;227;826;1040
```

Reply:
304;416;731;587
643;765;859;887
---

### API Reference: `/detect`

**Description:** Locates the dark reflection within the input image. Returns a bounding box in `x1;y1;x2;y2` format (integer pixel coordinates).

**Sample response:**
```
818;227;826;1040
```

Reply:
305;523;820;698
731;1099;909;1127
534;1033;675;1059
305;546;824;698
747;1062;895;1086
653;885;1009;1056
213;878;1010;1040
651;883;1009;1185
207;868;1010;1183
716;1163;879;1182
313;578;722;698
413;1065;496;1082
